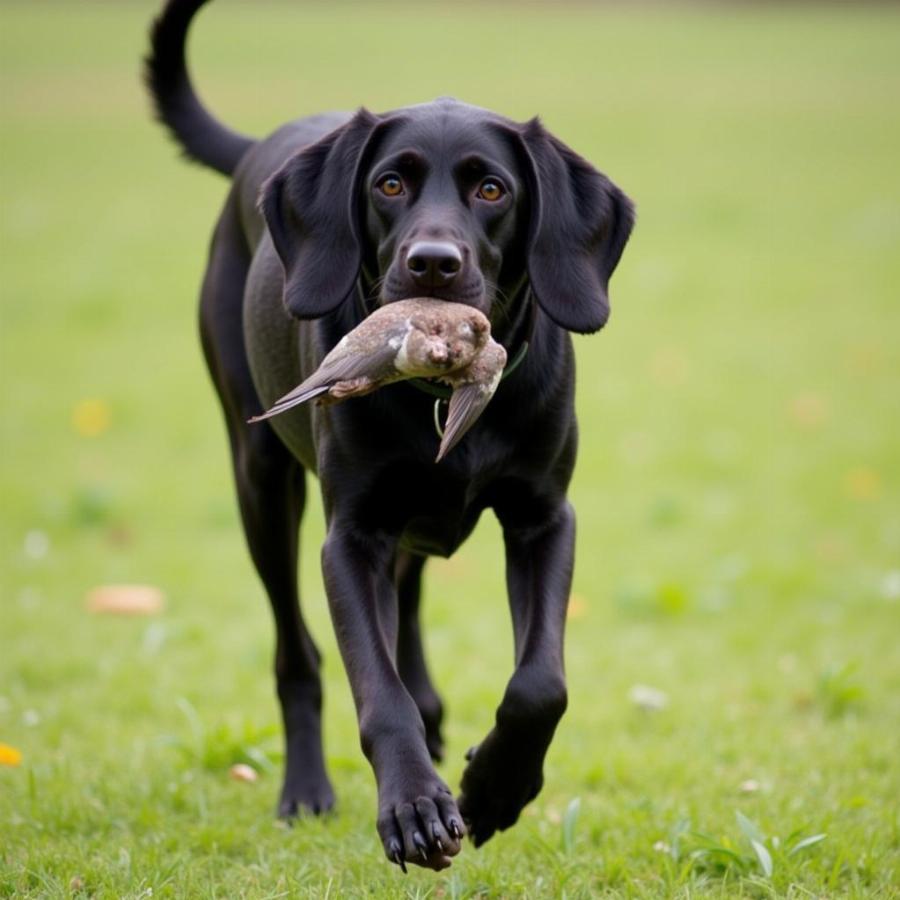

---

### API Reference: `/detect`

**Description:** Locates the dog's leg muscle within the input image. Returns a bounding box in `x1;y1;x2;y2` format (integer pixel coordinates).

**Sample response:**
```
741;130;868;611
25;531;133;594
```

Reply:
395;551;445;761
458;501;574;846
321;526;463;870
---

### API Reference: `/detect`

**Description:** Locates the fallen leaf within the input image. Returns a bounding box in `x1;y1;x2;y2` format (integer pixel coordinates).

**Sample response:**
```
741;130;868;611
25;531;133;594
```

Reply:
814;534;847;563
846;340;884;375
844;467;881;500
0;743;23;766
793;690;814;710
789;392;829;428
229;763;258;783
86;585;165;616
105;524;134;547
72;399;111;437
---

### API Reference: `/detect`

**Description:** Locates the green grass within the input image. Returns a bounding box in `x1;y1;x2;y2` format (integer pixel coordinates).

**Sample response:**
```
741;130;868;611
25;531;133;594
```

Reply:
2;1;899;896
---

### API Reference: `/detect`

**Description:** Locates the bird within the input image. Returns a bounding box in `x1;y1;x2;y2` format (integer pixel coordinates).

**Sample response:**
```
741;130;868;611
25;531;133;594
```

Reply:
248;298;507;462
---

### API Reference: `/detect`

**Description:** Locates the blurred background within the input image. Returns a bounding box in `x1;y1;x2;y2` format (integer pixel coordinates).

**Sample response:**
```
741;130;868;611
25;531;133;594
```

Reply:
2;2;898;896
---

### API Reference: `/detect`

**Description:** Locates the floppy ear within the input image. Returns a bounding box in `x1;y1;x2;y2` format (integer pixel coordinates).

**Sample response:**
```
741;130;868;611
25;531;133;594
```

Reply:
505;118;635;334
259;109;388;320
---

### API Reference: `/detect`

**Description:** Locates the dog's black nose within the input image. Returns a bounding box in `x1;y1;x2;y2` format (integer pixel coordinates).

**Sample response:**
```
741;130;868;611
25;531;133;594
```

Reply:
406;241;462;289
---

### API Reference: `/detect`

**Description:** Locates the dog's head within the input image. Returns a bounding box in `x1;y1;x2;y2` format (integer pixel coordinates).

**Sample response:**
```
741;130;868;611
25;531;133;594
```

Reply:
261;99;634;334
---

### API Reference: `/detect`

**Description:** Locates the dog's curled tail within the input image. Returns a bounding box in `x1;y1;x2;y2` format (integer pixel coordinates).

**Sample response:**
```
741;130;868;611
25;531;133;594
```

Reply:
145;0;255;176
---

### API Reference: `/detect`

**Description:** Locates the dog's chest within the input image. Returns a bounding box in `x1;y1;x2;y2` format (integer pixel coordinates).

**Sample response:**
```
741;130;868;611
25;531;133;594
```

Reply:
373;463;490;558
399;507;480;558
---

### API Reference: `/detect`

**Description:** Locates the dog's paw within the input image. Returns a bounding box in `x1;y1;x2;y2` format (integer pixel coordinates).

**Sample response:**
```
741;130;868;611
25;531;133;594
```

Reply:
457;728;544;847
277;773;335;819
377;782;465;872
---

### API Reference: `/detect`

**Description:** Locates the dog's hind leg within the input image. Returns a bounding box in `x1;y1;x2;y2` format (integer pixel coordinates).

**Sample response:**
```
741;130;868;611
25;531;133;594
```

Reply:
200;195;334;817
230;433;333;816
395;551;445;761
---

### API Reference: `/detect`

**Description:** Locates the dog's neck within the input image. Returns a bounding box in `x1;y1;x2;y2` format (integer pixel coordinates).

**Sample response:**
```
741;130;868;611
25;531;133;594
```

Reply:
488;273;533;354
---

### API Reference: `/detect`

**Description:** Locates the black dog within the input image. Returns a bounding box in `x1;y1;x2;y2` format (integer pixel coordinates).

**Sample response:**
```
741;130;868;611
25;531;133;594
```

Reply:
146;0;633;872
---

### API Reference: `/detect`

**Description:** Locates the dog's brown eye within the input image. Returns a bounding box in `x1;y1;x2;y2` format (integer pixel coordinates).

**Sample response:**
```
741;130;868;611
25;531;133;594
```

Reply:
378;175;404;197
477;180;504;202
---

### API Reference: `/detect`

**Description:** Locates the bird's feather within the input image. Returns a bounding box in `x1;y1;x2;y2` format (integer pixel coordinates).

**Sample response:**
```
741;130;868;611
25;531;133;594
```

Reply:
436;381;497;462
248;343;399;422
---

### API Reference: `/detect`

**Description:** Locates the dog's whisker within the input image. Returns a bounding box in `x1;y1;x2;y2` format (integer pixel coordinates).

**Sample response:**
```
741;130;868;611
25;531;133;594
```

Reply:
483;279;516;324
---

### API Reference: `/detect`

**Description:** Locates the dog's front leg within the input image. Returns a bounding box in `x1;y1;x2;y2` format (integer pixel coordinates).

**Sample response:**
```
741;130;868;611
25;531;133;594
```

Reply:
458;500;574;846
321;523;464;871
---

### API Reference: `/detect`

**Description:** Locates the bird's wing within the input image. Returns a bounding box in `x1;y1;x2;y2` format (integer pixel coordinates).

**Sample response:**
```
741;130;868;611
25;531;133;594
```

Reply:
247;384;332;423
435;381;498;462
248;344;399;423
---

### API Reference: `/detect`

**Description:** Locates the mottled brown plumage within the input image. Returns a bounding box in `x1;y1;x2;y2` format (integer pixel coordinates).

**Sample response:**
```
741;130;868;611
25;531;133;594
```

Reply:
249;299;507;461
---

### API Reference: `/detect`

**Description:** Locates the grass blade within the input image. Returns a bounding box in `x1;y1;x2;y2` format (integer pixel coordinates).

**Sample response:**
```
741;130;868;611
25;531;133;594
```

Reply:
751;839;773;878
788;833;827;856
561;797;581;853
735;810;765;845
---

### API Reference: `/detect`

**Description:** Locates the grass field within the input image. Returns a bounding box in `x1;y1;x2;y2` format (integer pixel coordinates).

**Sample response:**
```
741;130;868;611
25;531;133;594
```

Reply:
2;1;899;896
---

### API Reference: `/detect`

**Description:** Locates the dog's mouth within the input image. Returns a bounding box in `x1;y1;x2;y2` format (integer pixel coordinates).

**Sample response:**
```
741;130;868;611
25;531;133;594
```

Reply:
378;276;490;315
